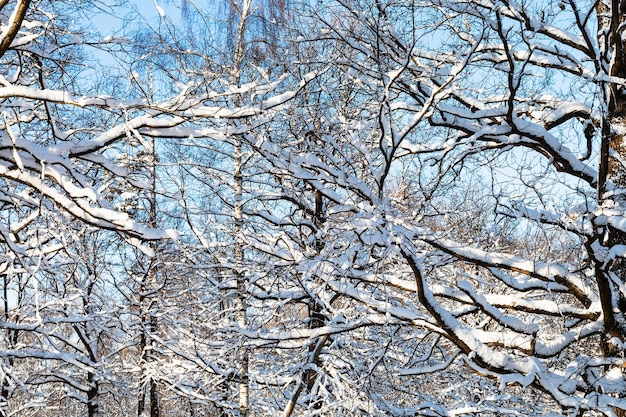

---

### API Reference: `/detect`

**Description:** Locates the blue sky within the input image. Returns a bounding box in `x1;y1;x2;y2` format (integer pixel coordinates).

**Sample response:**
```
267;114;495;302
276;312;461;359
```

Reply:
94;0;167;34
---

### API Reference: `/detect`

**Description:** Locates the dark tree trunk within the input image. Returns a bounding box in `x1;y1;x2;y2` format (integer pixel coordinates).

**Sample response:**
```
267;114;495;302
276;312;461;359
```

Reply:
597;0;626;353
87;371;99;417
597;2;626;415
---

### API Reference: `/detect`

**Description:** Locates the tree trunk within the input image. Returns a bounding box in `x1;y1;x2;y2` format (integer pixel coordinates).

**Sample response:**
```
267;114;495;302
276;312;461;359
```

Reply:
138;137;160;417
0;274;13;417
597;2;626;415
232;1;252;414
284;186;327;417
597;0;626;351
87;371;99;417
234;138;249;417
304;188;327;410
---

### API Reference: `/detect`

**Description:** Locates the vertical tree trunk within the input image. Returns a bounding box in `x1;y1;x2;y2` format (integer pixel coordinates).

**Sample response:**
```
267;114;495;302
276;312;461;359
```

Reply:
232;2;252;415
284;186;328;417
0;274;16;417
148;136;160;417
87;370;99;417
597;0;626;351
597;2;626;415
138;136;160;417
1;274;9;417
82;273;99;417
137;328;147;417
304;189;326;409
234;138;249;417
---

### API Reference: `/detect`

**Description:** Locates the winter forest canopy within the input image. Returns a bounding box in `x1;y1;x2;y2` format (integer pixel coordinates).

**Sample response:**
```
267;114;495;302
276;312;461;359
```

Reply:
2;0;626;416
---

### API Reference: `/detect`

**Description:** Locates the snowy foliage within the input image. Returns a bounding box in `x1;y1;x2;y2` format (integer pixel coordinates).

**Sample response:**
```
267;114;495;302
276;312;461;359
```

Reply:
0;0;625;416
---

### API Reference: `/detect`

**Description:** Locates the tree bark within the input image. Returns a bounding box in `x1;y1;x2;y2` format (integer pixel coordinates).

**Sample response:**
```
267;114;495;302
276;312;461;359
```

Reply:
597;0;626;352
597;2;626;415
234;138;249;417
0;0;31;59
232;2;252;414
138;137;160;417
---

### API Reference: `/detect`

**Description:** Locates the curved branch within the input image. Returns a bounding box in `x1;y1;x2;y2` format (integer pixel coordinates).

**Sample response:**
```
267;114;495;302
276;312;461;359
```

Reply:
0;0;31;59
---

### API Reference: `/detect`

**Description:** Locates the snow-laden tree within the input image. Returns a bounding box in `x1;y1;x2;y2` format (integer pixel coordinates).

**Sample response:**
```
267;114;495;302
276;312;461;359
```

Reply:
230;0;626;415
0;0;305;415
89;2;318;416
5;0;626;415
0;1;188;415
